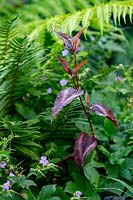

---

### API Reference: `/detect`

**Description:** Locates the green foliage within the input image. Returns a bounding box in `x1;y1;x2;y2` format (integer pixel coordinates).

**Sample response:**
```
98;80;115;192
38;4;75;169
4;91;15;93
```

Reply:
0;0;133;199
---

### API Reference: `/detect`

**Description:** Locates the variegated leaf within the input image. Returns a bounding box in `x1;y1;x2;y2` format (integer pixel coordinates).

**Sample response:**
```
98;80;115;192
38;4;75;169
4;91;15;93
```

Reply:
89;103;118;127
52;87;83;117
74;132;97;169
54;27;86;53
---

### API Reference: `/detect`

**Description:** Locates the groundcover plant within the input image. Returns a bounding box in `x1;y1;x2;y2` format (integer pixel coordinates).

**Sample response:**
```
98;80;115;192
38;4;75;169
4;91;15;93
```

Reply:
0;0;133;200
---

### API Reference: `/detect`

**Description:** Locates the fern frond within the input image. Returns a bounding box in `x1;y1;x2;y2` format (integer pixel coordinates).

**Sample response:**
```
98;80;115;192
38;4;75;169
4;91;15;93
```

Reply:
0;117;41;160
0;18;45;117
129;6;133;23
19;0;133;47
61;1;133;34
1;1;133;38
0;17;17;66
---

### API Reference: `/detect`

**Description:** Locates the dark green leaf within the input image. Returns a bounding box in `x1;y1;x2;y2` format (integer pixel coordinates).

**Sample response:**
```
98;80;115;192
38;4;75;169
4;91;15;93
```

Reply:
83;164;100;186
20;190;36;200
37;185;56;200
119;167;132;182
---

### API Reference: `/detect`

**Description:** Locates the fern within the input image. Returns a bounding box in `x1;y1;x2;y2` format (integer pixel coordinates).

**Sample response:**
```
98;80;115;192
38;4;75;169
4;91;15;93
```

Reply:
6;1;130;65
0;17;17;65
0;118;41;160
0;19;45;117
0;0;132;162
0;18;48;160
61;1;133;34
1;1;133;37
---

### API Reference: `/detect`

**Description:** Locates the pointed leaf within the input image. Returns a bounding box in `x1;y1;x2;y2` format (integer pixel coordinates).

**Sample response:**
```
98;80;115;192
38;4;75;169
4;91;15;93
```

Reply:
85;91;90;105
89;103;118;127
56;32;73;49
129;6;133;23
83;165;100;185
104;5;109;25
113;4;118;26
52;87;83;117
56;56;72;75
74;132;97;169
51;25;73;49
73;27;86;52
72;60;87;74
122;6;127;24
97;6;103;35
37;185;56;200
107;177;133;194
53;27;86;53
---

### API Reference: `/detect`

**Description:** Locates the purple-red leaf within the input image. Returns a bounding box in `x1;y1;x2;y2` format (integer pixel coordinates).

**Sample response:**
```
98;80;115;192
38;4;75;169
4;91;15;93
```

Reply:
72;59;87;74
52;87;83;117
55;27;86;53
56;32;73;50
74;132;97;169
89;103;118;127
56;56;72;75
72;27;86;53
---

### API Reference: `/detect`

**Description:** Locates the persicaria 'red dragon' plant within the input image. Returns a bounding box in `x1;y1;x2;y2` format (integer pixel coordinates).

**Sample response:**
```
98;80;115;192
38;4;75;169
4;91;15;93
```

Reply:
51;27;118;169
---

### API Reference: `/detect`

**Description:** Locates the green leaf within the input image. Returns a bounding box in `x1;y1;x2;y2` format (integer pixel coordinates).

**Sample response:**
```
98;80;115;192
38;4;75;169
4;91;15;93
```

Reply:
112;4;118;26
91;160;105;169
20;180;37;189
20;190;36;200
55;187;69;200
129;6;133;23
105;164;118;178
65;181;78;194
117;5;122;25
104;118;117;137
104;4;110;25
37;185;56;200
82;9;92;28
110;147;132;164
15;102;37;119
122;6;127;24
47;197;61;200
15;145;39;160
15;140;42;148
65;171;91;195
107;177;133;195
119;167;132;182
98;145;111;158
99;177;125;196
83;164;100;186
65;181;101;200
123;158;133;169
97;6;103;35
0;150;10;159
15;175;37;189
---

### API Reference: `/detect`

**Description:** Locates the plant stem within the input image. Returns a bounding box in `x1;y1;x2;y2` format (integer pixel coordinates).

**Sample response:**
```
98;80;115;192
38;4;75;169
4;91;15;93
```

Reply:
73;51;95;137
79;96;94;137
74;52;79;89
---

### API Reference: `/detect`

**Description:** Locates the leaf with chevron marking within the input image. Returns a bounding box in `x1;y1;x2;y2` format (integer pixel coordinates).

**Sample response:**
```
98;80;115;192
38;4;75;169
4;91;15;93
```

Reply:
89;103;118;128
52;87;83;117
53;27;86;53
74;132;97;169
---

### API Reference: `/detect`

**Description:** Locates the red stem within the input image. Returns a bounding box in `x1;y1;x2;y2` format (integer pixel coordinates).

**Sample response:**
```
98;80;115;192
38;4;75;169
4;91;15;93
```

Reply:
74;52;79;89
79;96;94;137
73;51;95;137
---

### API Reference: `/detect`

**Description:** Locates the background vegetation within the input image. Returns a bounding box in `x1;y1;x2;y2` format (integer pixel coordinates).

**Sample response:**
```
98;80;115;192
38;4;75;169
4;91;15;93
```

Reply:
0;0;133;199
